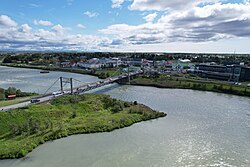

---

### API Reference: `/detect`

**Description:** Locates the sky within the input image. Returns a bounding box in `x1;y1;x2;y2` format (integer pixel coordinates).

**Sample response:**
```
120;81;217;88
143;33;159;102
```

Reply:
0;0;250;53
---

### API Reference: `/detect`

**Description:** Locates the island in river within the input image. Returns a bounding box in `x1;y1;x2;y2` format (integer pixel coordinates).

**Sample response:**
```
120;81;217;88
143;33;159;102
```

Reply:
0;94;166;159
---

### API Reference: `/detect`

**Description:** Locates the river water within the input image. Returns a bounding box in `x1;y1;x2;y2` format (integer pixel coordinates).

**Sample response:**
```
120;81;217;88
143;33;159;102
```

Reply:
0;66;250;167
0;66;100;94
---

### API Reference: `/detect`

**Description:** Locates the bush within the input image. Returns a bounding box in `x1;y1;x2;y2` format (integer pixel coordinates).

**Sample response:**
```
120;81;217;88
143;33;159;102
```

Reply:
124;102;131;108
51;95;85;105
102;96;122;109
133;101;138;105
10;117;41;136
71;111;77;119
111;104;123;113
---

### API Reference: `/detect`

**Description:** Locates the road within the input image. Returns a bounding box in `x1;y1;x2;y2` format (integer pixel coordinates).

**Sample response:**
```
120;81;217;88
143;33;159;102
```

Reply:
0;95;54;112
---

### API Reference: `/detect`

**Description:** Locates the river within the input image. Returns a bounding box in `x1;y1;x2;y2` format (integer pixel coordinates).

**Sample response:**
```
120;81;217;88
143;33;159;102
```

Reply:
0;66;100;94
0;66;250;167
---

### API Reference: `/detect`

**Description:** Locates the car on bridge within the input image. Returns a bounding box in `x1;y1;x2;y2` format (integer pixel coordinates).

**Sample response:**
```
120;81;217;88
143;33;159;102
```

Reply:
52;91;63;97
30;98;40;103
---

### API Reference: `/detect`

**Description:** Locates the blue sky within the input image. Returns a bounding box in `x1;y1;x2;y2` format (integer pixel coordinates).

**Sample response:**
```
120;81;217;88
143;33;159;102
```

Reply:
0;0;250;53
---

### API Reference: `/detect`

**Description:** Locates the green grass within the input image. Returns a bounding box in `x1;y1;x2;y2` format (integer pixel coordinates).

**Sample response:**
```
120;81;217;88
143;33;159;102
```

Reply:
0;96;36;108
130;76;250;97
0;94;166;159
94;69;124;79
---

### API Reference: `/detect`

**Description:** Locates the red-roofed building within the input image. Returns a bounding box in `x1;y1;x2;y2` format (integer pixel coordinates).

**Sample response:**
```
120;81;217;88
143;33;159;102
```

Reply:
7;94;16;100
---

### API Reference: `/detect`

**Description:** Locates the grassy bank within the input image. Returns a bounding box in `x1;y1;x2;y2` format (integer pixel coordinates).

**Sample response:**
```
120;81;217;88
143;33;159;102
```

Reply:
0;94;166;159
0;63;118;79
0;96;37;108
130;76;250;97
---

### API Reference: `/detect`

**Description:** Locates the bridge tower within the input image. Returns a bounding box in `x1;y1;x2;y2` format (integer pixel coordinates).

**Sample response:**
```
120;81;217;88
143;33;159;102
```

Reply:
59;77;73;94
127;64;130;84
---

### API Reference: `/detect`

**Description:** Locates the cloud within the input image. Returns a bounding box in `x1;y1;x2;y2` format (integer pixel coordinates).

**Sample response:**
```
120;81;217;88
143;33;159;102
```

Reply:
111;0;125;8
34;19;53;26
28;3;40;8
129;0;222;11
0;23;112;51
143;12;157;22
84;11;99;18
52;24;66;34
19;24;32;33
77;24;85;29
1;1;250;52
100;2;250;45
0;15;17;27
67;0;74;6
129;0;195;11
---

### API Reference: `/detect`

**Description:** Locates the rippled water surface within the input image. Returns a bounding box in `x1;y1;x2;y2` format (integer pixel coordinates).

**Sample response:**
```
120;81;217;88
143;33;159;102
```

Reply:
0;66;249;167
0;66;99;94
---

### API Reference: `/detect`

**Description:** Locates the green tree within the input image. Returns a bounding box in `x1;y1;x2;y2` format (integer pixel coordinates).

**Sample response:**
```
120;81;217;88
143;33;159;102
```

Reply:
5;87;17;96
0;88;5;100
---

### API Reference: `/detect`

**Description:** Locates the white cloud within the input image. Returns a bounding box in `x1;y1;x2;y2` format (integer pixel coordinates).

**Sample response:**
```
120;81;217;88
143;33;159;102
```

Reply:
77;24;85;29
129;0;221;11
1;1;250;53
101;2;250;45
143;12;157;22
19;24;32;33
67;0;74;6
129;0;195;11
84;11;99;18
0;23;112;51
52;24;66;34
28;3;40;8
0;15;17;27
34;19;53;26
111;0;125;8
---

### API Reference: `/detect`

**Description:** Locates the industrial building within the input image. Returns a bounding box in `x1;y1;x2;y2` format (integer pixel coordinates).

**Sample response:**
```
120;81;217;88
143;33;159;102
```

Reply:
195;64;250;82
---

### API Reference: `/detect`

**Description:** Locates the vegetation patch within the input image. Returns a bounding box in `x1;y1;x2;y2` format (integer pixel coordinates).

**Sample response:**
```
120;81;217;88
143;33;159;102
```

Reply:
130;76;250;97
0;94;166;159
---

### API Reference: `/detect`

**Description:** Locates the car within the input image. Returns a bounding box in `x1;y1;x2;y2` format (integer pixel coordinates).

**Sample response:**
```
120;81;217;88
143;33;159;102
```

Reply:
52;91;62;95
30;98;40;103
247;84;250;87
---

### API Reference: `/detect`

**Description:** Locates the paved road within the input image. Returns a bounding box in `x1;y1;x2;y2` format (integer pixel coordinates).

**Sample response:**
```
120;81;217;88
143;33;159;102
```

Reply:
0;95;55;112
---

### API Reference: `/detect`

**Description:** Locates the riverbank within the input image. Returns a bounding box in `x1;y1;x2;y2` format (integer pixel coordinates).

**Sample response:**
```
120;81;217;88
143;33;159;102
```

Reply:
0;64;118;79
0;96;37;108
0;87;38;106
129;77;250;97
2;63;249;98
0;94;166;159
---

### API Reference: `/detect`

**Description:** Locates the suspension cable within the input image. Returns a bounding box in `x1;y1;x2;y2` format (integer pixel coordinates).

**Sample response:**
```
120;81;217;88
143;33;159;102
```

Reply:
43;78;59;95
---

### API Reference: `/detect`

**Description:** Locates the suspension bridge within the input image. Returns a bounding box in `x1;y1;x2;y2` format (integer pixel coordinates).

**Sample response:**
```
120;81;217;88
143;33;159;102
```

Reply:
0;68;142;112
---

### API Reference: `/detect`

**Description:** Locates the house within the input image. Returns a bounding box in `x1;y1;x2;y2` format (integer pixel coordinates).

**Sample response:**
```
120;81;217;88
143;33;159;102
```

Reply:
7;94;16;100
60;61;76;68
77;58;102;69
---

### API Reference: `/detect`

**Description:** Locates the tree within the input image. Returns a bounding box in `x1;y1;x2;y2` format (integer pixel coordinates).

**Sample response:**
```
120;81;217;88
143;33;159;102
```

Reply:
5;87;17;96
111;104;123;113
0;88;5;100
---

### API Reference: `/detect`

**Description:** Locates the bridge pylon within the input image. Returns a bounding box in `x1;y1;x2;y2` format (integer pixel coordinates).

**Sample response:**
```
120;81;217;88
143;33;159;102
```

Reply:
60;77;73;94
127;65;130;84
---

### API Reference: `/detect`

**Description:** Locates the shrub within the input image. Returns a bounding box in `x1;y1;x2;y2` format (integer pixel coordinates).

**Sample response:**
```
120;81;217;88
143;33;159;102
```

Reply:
71;111;77;119
111;104;123;113
124;102;131;108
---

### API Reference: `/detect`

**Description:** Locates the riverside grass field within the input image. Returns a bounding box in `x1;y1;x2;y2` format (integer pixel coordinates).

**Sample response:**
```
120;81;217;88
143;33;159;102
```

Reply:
0;94;166;159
